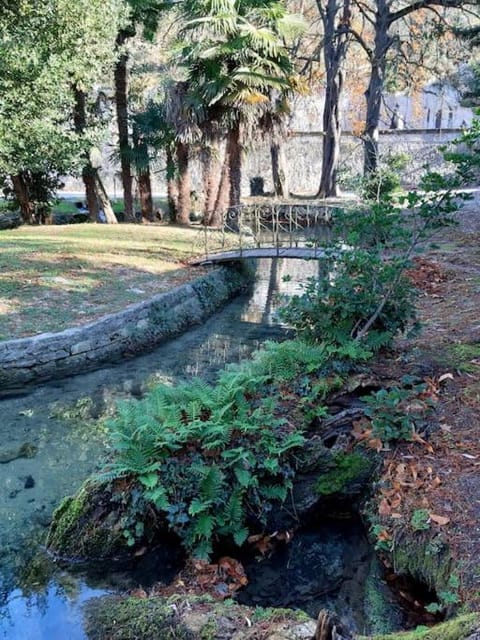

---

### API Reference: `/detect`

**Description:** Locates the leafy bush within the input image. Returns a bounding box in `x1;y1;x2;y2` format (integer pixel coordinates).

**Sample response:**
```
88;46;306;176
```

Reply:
280;249;417;351
362;379;434;443
280;170;464;351
362;151;410;201
97;338;375;558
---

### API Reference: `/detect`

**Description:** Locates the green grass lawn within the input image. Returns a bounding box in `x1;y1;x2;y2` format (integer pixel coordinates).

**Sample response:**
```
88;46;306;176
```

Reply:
0;224;218;340
52;197;168;217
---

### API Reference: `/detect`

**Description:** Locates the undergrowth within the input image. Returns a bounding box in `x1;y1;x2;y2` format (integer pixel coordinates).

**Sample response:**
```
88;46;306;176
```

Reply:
97;339;370;558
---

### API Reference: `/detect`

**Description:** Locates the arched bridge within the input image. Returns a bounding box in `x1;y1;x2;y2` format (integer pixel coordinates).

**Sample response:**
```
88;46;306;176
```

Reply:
189;201;346;265
190;246;329;266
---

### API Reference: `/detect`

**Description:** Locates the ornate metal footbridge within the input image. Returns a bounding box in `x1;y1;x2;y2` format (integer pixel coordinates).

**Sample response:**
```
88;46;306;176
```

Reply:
190;201;344;265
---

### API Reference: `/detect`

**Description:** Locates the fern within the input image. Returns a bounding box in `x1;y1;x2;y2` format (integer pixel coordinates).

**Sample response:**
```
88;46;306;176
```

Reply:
233;527;249;546
98;338;315;558
222;491;243;528
194;513;215;540
199;465;224;502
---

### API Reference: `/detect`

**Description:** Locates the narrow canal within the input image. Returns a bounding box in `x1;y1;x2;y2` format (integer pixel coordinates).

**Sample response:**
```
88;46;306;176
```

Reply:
0;259;321;639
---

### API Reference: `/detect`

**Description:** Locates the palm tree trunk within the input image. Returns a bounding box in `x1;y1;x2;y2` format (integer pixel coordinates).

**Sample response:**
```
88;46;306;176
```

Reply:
138;171;153;221
166;147;178;222
11;173;34;224
227;124;242;209
176;141;191;225
210;146;230;227
114;30;134;222
202;144;221;225
271;143;289;197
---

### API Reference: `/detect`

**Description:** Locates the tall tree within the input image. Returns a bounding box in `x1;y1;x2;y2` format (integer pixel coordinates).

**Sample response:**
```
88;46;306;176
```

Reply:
316;0;352;197
113;0;166;222
347;0;480;176
0;0;125;222
178;0;304;221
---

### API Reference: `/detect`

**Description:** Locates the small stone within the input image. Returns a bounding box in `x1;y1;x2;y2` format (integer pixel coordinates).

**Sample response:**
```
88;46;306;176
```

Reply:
24;475;35;489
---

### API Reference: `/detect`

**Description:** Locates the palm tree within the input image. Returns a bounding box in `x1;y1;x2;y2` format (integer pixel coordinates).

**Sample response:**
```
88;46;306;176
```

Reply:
178;0;303;223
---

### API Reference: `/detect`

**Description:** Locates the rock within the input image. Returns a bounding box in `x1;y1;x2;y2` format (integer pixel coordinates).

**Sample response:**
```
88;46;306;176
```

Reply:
24;475;35;489
0;442;38;464
0;212;21;230
261;621;318;640
314;610;354;640
31;508;52;528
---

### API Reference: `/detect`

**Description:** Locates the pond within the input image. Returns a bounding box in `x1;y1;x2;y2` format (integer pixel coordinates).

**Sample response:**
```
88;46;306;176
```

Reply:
0;258;400;638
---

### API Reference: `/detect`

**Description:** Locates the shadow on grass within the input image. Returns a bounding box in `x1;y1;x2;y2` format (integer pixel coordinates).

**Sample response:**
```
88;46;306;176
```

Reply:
0;254;195;340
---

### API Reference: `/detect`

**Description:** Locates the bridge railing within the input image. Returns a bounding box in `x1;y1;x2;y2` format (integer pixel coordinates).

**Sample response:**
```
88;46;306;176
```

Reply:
192;202;336;260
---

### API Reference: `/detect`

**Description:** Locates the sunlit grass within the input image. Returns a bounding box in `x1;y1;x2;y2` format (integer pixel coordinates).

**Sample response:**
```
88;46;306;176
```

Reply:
0;223;217;340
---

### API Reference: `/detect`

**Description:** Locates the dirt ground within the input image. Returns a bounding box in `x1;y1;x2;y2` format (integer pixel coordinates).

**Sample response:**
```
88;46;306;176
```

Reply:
371;193;480;608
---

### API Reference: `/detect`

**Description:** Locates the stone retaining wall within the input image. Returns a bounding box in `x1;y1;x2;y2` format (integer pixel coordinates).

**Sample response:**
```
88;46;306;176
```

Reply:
0;265;249;389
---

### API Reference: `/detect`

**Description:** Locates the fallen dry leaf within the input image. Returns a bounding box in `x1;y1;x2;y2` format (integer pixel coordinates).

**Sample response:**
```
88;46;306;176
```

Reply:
438;373;454;383
379;498;391;516
429;513;450;526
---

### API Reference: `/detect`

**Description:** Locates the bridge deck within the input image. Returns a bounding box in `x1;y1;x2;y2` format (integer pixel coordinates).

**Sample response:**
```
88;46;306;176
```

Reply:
190;246;328;265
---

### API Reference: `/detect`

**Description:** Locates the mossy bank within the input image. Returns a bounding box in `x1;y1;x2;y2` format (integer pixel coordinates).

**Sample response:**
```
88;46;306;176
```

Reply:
82;596;480;640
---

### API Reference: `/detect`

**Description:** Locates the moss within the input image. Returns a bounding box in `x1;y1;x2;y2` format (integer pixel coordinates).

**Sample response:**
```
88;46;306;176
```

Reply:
200;619;218;639
48;397;95;423
391;531;452;595
360;613;480;640
315;451;373;496
251;606;312;624
46;483;124;559
364;557;403;635
84;596;195;640
442;342;480;374
84;595;315;640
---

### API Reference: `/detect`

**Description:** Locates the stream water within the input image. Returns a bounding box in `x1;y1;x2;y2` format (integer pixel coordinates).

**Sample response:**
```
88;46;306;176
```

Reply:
0;258;399;639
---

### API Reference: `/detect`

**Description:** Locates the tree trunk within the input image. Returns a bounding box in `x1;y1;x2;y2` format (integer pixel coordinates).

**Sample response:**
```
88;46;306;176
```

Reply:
11;173;34;224
132;123;153;222
166;147;178;222
176;141;191;225
363;0;392;177
202;144;222;225
73;87;99;221
210;147;230;228
138;171;153;221
226;123;242;210
94;173;118;224
83;169;99;221
316;0;351;198
315;609;354;640
114;30;134;223
271;143;290;198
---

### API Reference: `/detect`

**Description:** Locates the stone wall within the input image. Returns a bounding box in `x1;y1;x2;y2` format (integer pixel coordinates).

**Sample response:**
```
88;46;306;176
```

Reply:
61;130;461;200
242;130;462;194
0;266;250;390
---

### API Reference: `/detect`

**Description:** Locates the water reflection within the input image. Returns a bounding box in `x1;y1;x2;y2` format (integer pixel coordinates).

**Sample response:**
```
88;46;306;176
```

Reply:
0;583;105;640
0;257;317;638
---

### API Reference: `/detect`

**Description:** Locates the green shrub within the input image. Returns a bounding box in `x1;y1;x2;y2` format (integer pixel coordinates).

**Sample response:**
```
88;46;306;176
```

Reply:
410;509;431;532
362;152;410;201
99;341;343;559
362;380;434;443
280;170;462;351
97;338;377;559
